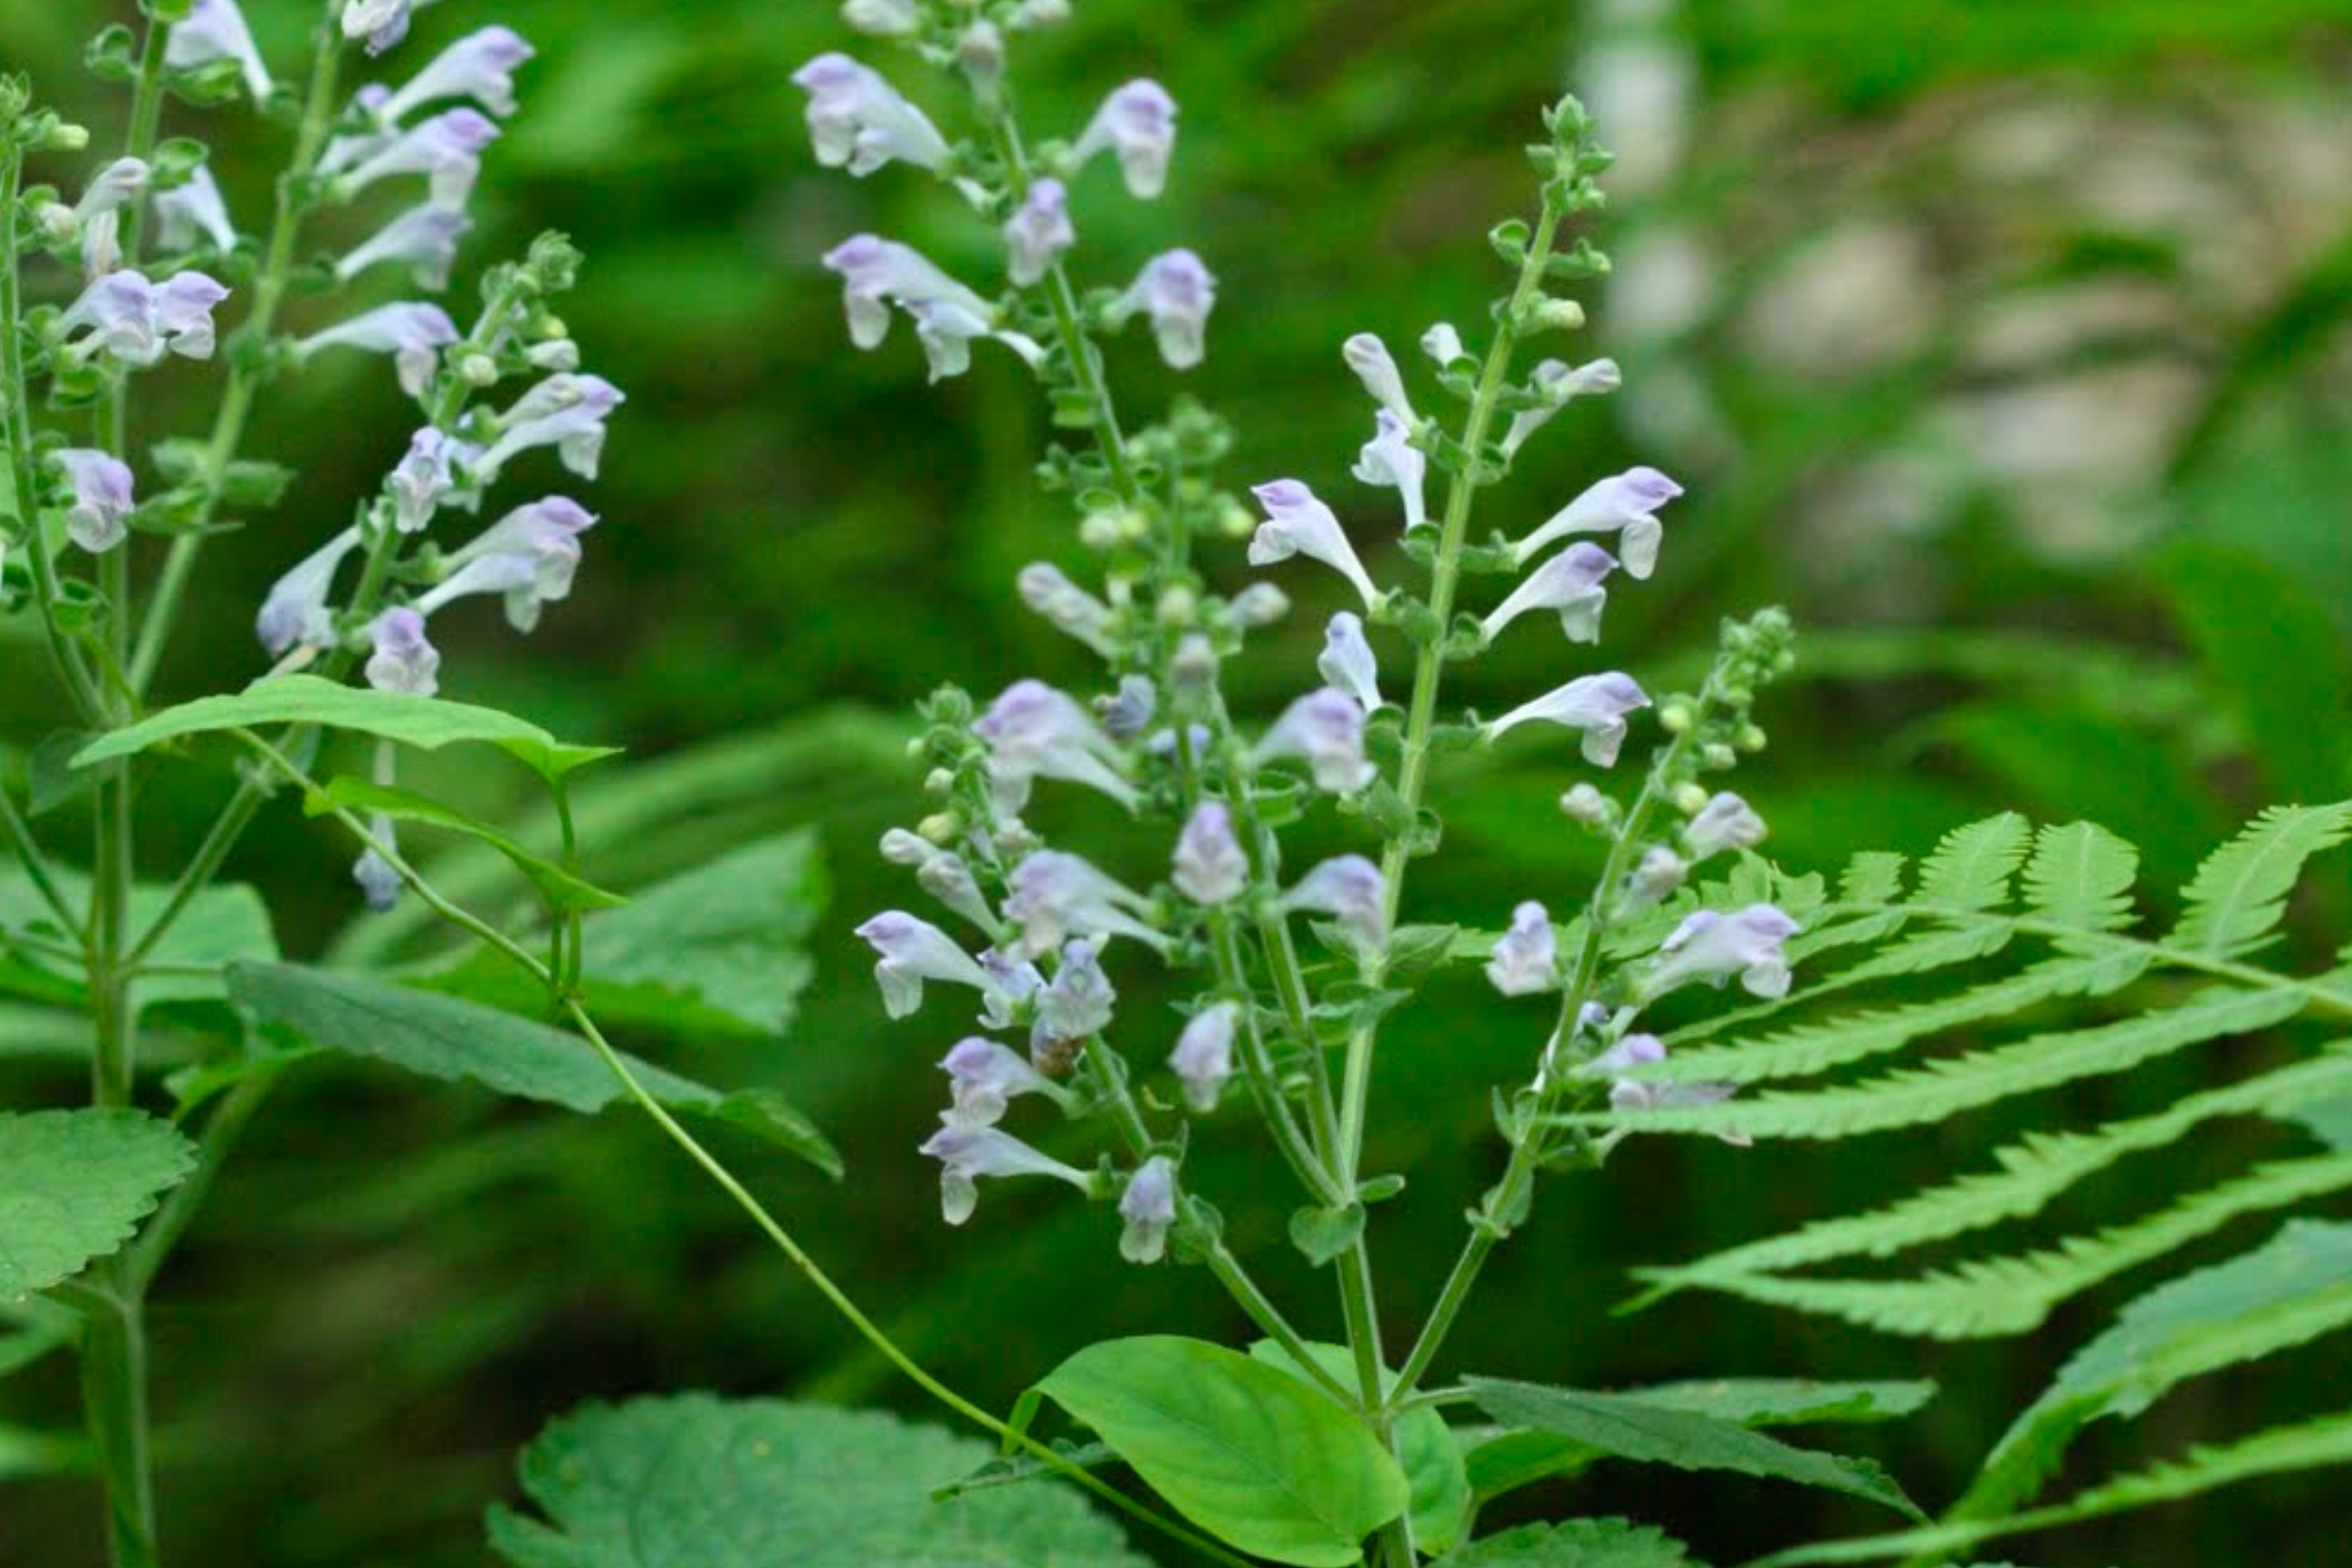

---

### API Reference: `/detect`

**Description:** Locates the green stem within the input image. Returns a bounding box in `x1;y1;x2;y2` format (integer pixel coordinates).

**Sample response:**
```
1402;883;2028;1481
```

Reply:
1206;915;1344;1204
127;5;345;696
123;1068;282;1295
0;780;78;930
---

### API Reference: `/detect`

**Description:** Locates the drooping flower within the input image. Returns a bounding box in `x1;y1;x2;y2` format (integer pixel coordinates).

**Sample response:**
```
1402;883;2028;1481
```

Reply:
1624;846;1688;910
1072;80;1176;199
1119;1156;1178;1263
1342;333;1419;427
380;27;535;123
255;525;364;655
792;53;952;177
1003;851;1159;959
354;830;404;912
153;166;237;255
1509;467;1683;579
166;0;274;104
940;1037;1054;1127
1247;480;1380;610
1004;178;1075;286
1107;249;1215;370
1034;938;1117;1044
49;449;135;554
1485;901;1557;996
364;606;440;695
1169;1002;1238;1113
413;496;598;632
1279;855;1388;950
1097;676;1157;742
336;107;500;208
1172;801;1249;906
295;302;459;397
857;911;1013;1020
1016;563;1114;654
916;851;999;934
57;270;228;366
1253;688;1374;793
975;679;1138;812
60;159;150;276
821;236;1042;382
472;373;625;484
1481;542;1619;645
1484;672;1651;767
388;428;474;533
342;0;441;55
1651;905;1800;1000
1352;410;1426;532
919;1118;1089;1226
335;203;470;290
1318;611;1381;712
1421;322;1469;368
1684;792;1768;863
1586;1034;1750;1145
1501;357;1621;458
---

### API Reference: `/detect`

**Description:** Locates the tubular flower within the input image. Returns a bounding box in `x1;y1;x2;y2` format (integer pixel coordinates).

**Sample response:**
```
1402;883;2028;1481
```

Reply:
1169;1002;1238;1113
295;302;459;397
857;911;1013;1021
1650;905;1800;1000
354;824;405;911
916;851;999;935
473;373;625;484
1485;901;1558;997
1247;480;1380;610
792;53;952;177
1481;542;1619;645
1071;80;1177;199
940;1038;1054;1127
1509;466;1682;578
364;607;440;695
60;158;150;277
1501;357;1621;459
336;108;500;208
1253;688;1374;793
58;270;228;366
1352;410;1426;532
380;27;535;122
1317;611;1382;713
166;0;274;103
1119;1157;1178;1263
1342;333;1419;427
256;525;364;656
1003;851;1160;959
1106;249;1215;370
49;449;135;554
821;236;1042;381
335;202;471;290
919;1119;1089;1226
1684;792;1768;862
1097;676;1157;742
342;0;428;55
1172;801;1249;906
1017;563;1115;654
1586;1035;1750;1145
389;428;475;533
1421;321;1468;368
154;166;237;255
1279;855;1388;950
415;497;598;632
1484;672;1651;767
975;679;1138;812
1034;938;1117;1044
1004;178;1075;286
1624;846;1688;910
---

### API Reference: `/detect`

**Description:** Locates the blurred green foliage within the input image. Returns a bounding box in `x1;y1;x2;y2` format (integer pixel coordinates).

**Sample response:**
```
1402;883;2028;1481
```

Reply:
3;0;2349;1563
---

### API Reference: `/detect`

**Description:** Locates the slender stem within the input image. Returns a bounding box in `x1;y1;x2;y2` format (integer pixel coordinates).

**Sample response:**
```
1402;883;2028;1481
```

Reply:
1206;916;1344;1203
127;5;346;695
124;787;260;965
0;782;79;930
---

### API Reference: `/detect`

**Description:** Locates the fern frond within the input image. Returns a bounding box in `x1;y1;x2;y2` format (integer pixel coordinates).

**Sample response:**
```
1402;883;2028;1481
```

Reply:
1916;813;2033;911
2170;802;2352;959
1673;919;2025;1047
2020;821;2138;938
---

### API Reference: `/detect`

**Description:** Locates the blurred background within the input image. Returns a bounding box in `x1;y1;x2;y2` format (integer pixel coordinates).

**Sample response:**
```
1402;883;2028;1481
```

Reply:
4;0;2351;1562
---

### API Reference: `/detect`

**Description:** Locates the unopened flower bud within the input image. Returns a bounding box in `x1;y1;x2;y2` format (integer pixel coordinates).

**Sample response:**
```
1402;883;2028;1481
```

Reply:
1625;846;1687;909
1658;701;1693;734
1157;584;1197;627
526;338;580;372
460;352;498;386
1737;724;1768;753
1559;782;1615;827
1229;582;1289;628
1171;633;1216;691
50;123;91;151
957;21;1005;93
880;827;931;865
1533;297;1586;332
924;768;956;797
1079;509;1124;550
1215;497;1253;538
1672;781;1711;814
1703;742;1738;770
919;812;961;846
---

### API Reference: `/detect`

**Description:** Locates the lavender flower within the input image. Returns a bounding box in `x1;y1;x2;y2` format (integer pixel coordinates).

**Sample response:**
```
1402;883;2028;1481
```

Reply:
1170;1002;1238;1113
343;0;429;56
842;0;922;35
1004;178;1075;286
336;108;500;208
1587;1034;1749;1145
1016;563;1114;654
166;0;273;103
1280;855;1387;950
1229;582;1291;628
1072;80;1177;199
49;449;134;554
1651;905;1800;1000
1172;801;1249;905
354;833;404;912
256;525;364;655
1352;410;1426;532
295;302;459;397
1253;688;1374;793
1034;938;1117;1043
389;428;474;533
1501;357;1621;458
414;496;598;632
335;202;470;290
916;851;999;934
940;1037;1054;1127
1481;542;1619;645
60;159;149;277
920;1119;1089;1225
1247;480;1380;609
473;374;625;484
975;679;1138;812
821;236;1042;382
1625;847;1688;910
1486;901;1557;996
1343;333;1419;427
1684;792;1768;862
380;27;535;123
1119;1157;1178;1263
1004;851;1160;958
1318;611;1382;712
857;911;1012;1020
978;947;1045;1031
1097;677;1157;742
1107;250;1215;370
793;53;953;177
1510;466;1683;579
1484;672;1651;767
1421;322;1468;368
153;166;237;256
58;270;228;366
317;86;398;179
364;607;441;695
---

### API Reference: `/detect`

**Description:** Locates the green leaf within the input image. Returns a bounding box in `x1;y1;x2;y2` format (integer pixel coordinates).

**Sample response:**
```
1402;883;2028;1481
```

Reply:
2020;821;2139;937
1;867;277;1014
1246;1340;1471;1555
1037;1335;1411;1566
1288;1202;1366;1267
70;673;620;783
306;774;627;915
0;1109;196;1295
1464;1378;1924;1521
487;1395;1150;1567
224;963;838;1176
1916;813;2032;910
2170;802;2352;958
1432;1519;1699;1567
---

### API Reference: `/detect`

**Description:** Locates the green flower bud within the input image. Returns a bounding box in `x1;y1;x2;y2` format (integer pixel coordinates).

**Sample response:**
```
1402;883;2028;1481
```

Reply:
1672;782;1710;815
919;812;962;847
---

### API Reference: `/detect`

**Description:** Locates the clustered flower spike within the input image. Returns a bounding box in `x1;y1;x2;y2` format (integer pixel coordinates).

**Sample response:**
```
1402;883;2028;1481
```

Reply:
1119;1157;1178;1263
1485;671;1651;767
1482;541;1619;645
294;302;459;397
1107;250;1215;370
166;0;274;104
49;449;135;554
57;270;229;367
1172;801;1249;905
1486;901;1558;997
1318;612;1382;713
1353;410;1427;532
1071;80;1177;199
1248;480;1381;610
822;235;1042;382
1511;466;1683;579
793;53;953;177
1253;688;1374;793
1651;905;1801;1000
